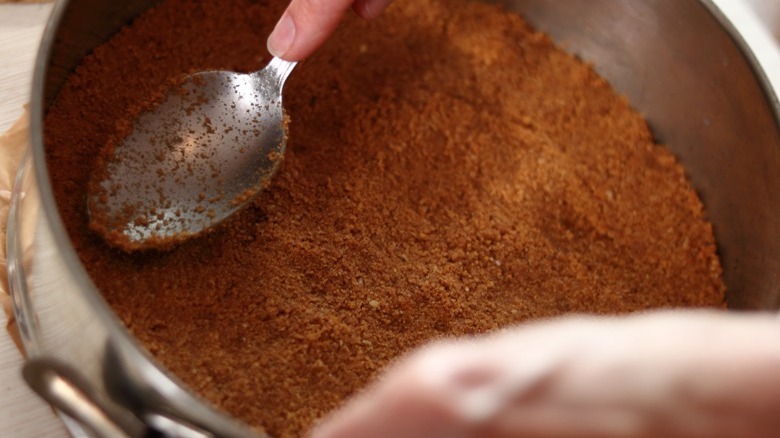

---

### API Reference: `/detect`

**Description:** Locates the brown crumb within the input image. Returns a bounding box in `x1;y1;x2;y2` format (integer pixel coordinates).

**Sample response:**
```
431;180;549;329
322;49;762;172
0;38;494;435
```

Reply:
43;0;725;437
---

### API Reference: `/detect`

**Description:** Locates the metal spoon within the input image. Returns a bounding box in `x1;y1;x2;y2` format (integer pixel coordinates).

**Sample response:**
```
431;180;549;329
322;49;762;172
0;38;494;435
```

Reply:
87;57;297;251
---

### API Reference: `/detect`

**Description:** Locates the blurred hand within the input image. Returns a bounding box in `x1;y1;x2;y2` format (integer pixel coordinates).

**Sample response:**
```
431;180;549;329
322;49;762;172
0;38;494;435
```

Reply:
267;0;394;61
309;310;780;438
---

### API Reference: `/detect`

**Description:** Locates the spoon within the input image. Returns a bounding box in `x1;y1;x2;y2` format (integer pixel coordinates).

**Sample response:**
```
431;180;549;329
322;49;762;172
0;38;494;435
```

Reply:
88;57;297;251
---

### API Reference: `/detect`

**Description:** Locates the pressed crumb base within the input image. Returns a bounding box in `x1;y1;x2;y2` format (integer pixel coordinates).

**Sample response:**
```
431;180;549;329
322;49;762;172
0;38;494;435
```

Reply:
44;0;725;436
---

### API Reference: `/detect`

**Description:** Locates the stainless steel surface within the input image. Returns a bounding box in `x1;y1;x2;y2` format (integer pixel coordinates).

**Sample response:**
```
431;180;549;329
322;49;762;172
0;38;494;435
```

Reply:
7;0;780;437
88;57;296;251
23;353;218;438
23;357;145;438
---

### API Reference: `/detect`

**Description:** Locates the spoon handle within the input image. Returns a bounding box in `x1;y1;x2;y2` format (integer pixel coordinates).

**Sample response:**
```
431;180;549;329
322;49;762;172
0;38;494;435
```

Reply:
266;56;297;88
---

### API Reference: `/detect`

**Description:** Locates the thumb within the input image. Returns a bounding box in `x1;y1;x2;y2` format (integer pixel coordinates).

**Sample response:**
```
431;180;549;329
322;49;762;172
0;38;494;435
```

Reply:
267;0;393;61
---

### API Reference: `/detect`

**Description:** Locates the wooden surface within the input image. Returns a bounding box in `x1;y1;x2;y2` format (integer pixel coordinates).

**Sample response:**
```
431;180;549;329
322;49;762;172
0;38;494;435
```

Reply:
0;1;778;437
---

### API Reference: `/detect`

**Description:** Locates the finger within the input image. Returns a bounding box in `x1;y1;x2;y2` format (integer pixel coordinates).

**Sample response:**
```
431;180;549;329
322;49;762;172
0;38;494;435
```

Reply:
352;0;395;19
308;342;479;438
309;311;780;438
267;0;354;61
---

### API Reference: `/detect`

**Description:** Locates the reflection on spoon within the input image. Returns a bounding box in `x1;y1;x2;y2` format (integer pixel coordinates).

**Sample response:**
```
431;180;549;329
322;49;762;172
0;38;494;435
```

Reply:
88;57;297;251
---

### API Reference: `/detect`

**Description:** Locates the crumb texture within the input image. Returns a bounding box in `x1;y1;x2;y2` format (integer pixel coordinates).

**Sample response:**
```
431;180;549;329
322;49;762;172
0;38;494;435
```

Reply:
44;0;725;436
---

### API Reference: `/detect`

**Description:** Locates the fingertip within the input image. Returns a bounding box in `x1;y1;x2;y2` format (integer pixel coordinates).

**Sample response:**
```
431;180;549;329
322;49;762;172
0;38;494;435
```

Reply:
269;0;361;61
267;12;297;59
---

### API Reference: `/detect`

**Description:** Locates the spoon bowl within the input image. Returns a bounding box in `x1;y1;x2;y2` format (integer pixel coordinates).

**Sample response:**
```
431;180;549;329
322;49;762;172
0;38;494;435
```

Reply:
88;57;296;251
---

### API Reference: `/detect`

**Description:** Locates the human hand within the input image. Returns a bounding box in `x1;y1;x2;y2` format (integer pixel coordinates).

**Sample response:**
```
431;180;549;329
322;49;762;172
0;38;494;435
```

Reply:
267;0;394;61
309;310;780;438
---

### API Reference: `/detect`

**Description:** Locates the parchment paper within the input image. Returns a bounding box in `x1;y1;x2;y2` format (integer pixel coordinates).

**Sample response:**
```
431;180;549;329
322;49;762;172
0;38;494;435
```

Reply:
0;111;29;354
